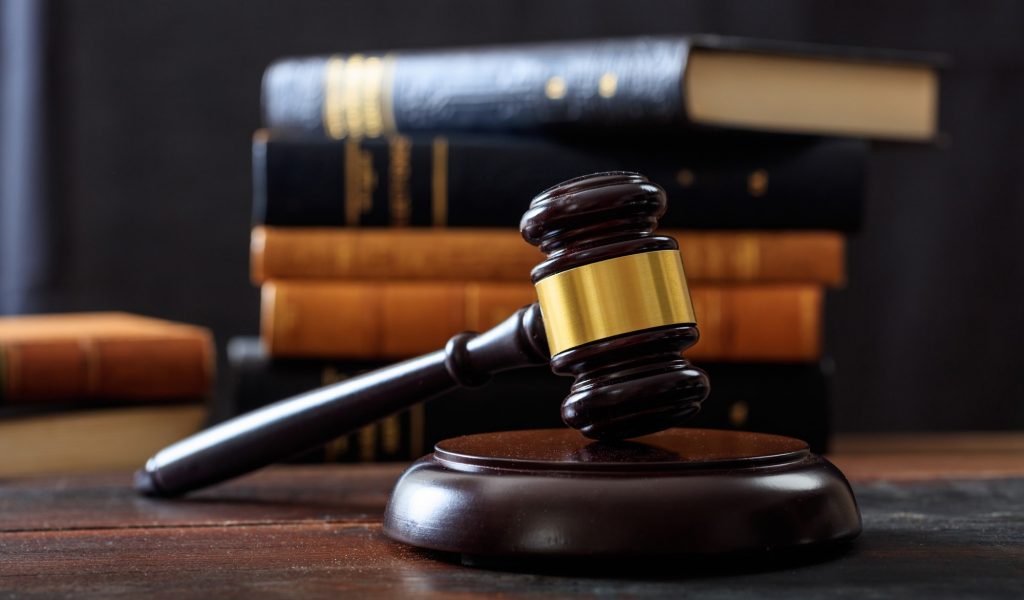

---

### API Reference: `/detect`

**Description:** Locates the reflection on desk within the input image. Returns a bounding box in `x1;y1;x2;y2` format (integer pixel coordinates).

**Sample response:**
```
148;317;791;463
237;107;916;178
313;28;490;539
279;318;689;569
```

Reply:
0;434;1022;599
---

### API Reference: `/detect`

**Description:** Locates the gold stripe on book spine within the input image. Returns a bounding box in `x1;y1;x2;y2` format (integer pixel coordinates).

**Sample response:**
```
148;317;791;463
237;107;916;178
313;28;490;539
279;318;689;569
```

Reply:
343;54;367;139
535;250;697;356
387;135;412;226
381;415;401;455
343;140;377;225
323;436;350;462
323;54;396;139
431;136;449;226
320;366;353;462
323;56;347;139
358;423;378;462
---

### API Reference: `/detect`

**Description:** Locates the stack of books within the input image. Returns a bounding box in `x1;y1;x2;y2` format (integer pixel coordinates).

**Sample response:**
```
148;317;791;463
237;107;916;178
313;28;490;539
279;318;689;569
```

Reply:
0;313;214;475
233;35;940;457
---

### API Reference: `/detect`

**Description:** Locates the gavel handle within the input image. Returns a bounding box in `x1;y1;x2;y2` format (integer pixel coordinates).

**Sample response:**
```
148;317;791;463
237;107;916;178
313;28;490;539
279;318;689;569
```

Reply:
135;304;549;497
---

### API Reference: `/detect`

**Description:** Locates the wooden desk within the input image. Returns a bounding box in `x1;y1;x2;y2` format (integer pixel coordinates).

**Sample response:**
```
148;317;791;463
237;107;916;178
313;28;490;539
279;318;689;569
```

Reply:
1;434;1022;598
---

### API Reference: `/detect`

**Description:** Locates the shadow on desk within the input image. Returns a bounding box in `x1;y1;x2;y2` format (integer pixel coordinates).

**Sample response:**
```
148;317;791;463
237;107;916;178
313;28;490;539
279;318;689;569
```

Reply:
443;542;856;577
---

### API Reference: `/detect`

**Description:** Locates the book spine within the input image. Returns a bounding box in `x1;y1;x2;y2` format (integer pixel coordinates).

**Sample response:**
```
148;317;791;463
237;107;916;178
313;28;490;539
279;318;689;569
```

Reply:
260;281;822;362
252;133;865;231
0;335;215;405
251;227;845;286
262;38;689;139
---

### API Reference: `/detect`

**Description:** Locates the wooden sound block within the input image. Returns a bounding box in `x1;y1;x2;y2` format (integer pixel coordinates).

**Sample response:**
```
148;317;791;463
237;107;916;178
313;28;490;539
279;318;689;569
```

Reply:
383;428;861;560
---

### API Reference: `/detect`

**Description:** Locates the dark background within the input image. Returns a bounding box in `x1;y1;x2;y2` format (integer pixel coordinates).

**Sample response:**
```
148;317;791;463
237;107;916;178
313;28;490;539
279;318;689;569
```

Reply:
2;0;1022;431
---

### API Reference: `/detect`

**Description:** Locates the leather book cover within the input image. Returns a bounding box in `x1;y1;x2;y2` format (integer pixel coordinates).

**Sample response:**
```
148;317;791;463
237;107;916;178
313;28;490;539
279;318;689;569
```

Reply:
250;227;846;286
260;281;823;362
0;313;215;405
262;35;940;141
253;131;866;231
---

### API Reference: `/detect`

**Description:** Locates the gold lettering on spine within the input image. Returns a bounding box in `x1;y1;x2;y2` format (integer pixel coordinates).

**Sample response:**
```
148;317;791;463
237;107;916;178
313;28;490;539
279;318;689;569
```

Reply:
358;423;378;462
388;135;412;226
729;401;750;427
323;436;350;462
598;72;618;98
323;54;394;140
362;56;385;137
381;415;401;455
535;250;697;356
320;367;352;461
343;55;367;139
344;140;377;225
748;169;770;197
431;136;449;226
545;76;567;99
324;56;347;139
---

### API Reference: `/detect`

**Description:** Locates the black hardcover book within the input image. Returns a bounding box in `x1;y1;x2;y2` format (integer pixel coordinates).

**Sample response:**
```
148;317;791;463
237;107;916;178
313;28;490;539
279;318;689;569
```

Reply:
262;35;940;141
253;131;866;231
225;337;830;458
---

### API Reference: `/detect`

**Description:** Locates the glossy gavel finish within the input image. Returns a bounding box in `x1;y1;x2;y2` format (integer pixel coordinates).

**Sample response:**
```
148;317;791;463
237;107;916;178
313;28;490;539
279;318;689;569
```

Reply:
521;172;709;440
137;172;710;497
135;305;548;497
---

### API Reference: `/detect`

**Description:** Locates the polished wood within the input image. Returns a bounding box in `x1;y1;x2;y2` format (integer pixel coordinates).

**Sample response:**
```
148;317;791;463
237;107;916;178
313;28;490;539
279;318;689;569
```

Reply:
138;172;709;496
6;435;1020;532
522;172;709;439
383;429;860;557
432;427;809;465
0;465;399;531
136;302;550;497
2;436;1022;598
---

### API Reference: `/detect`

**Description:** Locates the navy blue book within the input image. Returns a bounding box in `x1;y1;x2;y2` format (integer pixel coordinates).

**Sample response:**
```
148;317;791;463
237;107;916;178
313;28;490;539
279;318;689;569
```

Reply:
262;35;939;142
253;131;866;231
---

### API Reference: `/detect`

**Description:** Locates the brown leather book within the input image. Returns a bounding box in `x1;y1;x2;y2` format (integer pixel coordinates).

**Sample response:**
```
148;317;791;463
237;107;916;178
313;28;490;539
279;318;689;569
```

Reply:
261;281;822;362
251;227;845;286
0;313;215;405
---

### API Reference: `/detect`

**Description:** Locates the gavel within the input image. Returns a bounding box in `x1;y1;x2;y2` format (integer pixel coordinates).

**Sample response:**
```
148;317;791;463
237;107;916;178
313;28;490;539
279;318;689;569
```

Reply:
136;172;710;497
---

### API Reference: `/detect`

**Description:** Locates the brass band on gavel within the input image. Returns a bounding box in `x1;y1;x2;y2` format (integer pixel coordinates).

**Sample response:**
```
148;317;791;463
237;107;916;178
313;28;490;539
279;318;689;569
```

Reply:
534;250;697;356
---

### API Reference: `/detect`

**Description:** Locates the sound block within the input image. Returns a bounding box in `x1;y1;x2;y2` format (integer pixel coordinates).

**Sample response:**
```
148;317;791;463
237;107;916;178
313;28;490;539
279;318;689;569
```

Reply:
383;428;861;559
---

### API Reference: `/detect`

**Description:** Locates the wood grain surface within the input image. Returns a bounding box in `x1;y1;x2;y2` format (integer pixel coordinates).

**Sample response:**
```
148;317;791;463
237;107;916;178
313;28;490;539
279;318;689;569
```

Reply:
0;465;399;532
1;437;1023;599
829;432;1024;482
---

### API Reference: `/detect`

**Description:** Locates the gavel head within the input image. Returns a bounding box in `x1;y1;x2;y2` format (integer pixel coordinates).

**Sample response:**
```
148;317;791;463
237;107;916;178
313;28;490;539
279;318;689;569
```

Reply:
520;172;710;440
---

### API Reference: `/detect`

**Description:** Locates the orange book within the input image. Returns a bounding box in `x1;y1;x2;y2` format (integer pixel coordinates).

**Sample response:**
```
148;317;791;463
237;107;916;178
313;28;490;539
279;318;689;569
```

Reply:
251;227;845;286
262;281;822;362
0;313;215;405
